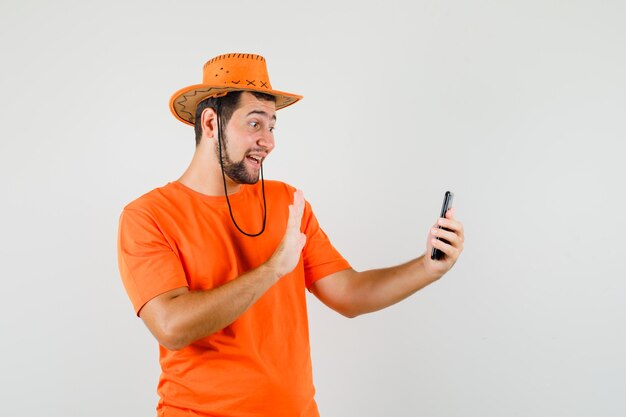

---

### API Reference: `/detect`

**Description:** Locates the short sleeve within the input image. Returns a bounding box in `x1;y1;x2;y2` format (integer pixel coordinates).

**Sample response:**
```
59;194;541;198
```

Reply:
301;201;351;288
117;208;188;315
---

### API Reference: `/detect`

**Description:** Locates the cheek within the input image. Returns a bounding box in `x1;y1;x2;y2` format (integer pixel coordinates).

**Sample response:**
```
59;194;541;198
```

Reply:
225;139;248;159
230;134;254;153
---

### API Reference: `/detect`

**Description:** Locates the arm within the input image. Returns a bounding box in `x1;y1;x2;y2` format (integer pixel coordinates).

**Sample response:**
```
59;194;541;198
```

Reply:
139;190;307;351
309;208;464;318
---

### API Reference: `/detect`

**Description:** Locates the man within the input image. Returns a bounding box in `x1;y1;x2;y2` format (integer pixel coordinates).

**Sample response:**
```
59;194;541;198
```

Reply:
118;53;464;417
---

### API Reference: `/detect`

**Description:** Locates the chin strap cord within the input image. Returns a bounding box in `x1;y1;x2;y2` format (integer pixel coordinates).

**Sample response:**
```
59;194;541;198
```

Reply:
216;102;267;237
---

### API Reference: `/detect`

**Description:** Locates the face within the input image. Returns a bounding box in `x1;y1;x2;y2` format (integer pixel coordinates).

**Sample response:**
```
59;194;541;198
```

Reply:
217;92;277;184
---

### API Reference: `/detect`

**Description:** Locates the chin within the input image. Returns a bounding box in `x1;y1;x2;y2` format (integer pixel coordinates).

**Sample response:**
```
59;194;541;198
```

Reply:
224;164;261;185
242;169;261;184
232;175;260;185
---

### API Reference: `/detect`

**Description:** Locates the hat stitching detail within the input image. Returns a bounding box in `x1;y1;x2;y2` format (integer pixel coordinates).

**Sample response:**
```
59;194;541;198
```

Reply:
204;53;266;68
176;87;225;122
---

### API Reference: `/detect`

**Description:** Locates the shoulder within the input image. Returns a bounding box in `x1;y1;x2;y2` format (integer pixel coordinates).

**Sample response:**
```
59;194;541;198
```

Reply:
119;183;188;232
261;179;296;194
118;183;185;238
253;179;299;202
122;182;181;214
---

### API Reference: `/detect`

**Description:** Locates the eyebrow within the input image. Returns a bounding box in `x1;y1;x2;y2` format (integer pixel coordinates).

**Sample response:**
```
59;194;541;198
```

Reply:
246;110;277;122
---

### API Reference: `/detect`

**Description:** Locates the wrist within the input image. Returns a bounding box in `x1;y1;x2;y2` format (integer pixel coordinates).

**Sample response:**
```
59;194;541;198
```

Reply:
261;259;283;282
419;254;443;283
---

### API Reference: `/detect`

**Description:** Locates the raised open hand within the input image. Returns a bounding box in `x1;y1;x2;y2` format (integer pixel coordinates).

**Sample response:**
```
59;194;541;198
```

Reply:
268;190;307;277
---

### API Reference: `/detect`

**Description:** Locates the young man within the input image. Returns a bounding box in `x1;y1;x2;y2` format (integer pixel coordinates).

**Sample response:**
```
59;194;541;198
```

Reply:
118;53;464;417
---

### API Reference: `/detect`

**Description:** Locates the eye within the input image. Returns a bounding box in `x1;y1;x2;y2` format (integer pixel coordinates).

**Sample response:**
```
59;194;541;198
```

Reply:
269;126;275;133
249;121;259;129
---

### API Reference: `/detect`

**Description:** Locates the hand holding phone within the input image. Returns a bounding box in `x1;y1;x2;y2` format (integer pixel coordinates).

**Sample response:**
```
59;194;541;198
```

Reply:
431;191;454;260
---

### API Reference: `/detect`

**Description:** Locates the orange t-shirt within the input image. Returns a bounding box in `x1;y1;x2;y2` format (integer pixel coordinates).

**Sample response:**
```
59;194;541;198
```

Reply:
117;180;350;417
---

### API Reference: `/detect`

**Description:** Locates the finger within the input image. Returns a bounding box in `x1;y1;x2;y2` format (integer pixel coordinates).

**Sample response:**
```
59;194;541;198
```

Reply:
446;207;456;219
430;237;459;259
288;190;305;229
293;189;305;221
287;204;296;229
437;217;464;235
294;189;304;212
431;227;462;247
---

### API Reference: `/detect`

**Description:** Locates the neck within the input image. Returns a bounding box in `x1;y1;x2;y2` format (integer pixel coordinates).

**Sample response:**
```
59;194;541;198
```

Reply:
178;143;241;196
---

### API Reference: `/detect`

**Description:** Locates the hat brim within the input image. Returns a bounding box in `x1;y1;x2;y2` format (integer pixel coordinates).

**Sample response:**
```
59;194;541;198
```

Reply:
170;84;303;126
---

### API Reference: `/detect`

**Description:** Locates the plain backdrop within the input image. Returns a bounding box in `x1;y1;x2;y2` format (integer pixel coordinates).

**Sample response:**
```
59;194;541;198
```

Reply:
1;0;624;416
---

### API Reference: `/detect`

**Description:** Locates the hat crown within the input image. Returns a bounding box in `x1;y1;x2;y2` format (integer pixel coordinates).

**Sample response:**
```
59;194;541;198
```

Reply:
202;53;273;91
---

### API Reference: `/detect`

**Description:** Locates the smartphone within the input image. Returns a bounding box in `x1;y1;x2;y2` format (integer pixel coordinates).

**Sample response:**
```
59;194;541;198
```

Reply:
431;191;454;260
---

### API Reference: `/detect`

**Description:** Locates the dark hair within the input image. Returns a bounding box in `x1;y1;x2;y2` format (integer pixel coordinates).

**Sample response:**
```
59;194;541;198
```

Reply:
194;91;276;145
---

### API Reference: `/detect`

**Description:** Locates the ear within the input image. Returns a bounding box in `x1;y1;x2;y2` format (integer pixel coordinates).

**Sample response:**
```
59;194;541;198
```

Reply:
200;107;218;141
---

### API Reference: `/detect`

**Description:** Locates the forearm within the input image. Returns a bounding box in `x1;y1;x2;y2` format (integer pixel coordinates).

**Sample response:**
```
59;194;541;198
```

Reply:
146;263;280;350
344;255;441;317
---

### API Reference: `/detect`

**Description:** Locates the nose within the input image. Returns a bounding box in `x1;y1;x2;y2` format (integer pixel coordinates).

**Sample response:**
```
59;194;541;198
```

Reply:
257;129;275;152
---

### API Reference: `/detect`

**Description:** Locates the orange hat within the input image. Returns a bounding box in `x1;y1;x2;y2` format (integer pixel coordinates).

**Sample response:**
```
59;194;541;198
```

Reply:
169;53;303;126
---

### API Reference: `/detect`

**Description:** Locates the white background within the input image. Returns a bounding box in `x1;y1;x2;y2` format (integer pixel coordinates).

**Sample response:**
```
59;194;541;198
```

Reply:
1;0;625;416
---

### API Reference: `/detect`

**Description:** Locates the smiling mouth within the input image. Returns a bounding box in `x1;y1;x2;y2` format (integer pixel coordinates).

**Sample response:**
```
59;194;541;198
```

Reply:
246;155;263;166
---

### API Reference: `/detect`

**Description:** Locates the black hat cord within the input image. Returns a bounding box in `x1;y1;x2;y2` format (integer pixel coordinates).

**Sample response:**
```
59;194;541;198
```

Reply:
216;102;267;237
